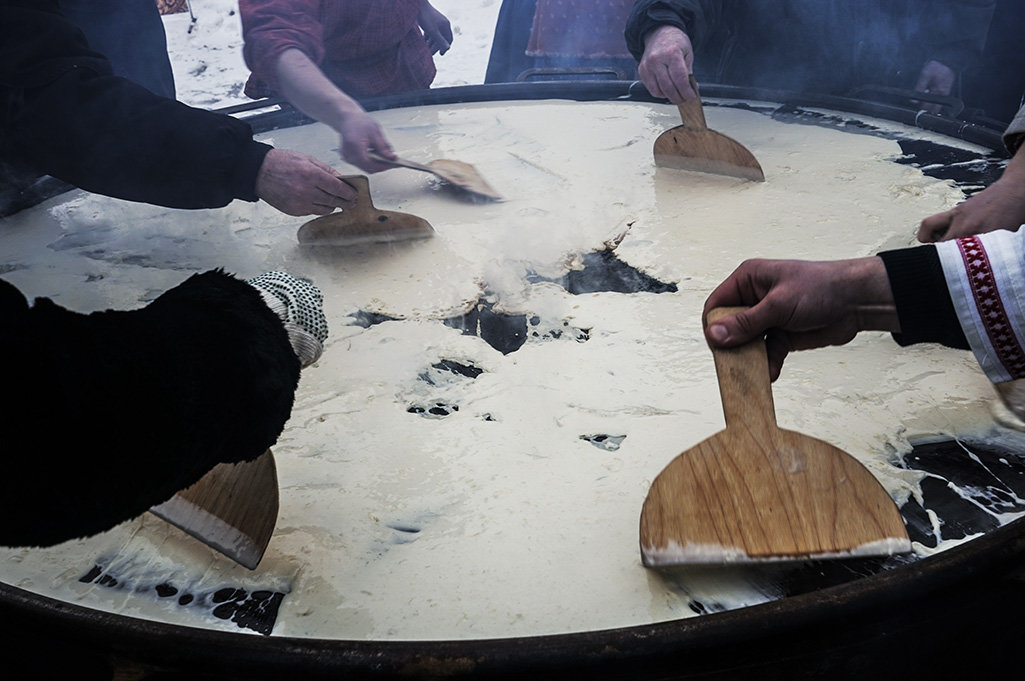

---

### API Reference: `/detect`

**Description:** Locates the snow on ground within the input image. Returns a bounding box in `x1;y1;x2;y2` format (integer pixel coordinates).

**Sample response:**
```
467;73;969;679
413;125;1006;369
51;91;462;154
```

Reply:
163;0;502;110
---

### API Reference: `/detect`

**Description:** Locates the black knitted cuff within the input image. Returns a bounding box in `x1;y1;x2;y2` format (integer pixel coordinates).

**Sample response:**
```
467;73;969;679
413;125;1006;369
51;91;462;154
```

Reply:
233;140;273;203
878;246;968;349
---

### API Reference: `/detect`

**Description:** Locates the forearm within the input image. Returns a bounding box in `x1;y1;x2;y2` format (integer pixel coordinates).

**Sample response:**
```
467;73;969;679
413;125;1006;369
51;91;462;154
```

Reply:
274;48;365;132
6;70;271;208
0;2;269;208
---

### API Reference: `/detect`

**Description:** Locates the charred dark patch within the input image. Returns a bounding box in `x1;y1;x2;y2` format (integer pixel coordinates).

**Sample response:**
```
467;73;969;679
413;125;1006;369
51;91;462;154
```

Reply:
407;402;460;418
899;439;1025;545
529;248;677;295
155;583;178;598
418;359;484;385
528;315;590;343
767;104;1005;196
411;361;483;416
770;104;882;136
348;310;400;328
78;566;285;635
894;139;1006;194
580;434;626;451
443;299;528;355
688;600;728;615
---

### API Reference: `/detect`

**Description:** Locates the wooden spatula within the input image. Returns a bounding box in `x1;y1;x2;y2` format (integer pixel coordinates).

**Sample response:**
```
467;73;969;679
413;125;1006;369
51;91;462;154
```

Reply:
150;449;278;570
371;152;503;201
640;307;910;566
653;76;765;182
297;175;433;246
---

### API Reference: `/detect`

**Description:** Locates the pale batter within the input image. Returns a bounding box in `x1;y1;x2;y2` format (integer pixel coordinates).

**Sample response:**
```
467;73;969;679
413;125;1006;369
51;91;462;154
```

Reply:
0;99;1016;640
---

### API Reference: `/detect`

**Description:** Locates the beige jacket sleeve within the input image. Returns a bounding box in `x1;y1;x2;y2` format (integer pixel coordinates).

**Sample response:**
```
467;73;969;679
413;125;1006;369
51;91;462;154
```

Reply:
1005;105;1025;154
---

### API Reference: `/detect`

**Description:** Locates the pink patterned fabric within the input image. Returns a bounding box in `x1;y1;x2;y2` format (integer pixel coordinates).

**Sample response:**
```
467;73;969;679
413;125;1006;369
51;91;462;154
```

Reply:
957;235;1025;377
526;0;634;58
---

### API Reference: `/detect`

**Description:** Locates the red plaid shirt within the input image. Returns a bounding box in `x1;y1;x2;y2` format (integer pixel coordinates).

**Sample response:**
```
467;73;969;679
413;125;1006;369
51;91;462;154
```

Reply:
240;0;436;99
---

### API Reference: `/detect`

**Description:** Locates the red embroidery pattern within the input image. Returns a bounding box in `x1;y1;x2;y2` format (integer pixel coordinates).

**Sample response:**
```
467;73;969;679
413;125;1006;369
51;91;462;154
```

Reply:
958;236;1025;377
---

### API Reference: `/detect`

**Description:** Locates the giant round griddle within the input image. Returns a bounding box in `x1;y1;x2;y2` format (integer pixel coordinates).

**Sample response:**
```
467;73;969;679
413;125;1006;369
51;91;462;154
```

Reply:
0;82;1021;680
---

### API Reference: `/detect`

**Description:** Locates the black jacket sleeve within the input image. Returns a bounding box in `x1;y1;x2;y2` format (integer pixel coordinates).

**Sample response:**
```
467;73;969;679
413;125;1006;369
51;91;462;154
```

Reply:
0;270;300;547
919;0;995;75
625;0;720;62
878;245;969;349
0;0;271;209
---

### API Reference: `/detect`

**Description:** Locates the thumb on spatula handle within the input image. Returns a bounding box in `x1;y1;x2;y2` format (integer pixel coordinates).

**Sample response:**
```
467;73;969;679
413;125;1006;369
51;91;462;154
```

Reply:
706;307;777;431
675;75;708;130
338;175;374;211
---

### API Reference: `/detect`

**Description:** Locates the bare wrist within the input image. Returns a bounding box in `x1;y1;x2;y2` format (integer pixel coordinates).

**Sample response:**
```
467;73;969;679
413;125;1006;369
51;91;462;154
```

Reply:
644;24;687;49
322;100;364;131
846;256;899;332
999;147;1025;189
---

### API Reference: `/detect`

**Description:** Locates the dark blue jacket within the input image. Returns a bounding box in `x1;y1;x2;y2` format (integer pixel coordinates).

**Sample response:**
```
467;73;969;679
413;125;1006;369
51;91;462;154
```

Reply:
0;0;271;212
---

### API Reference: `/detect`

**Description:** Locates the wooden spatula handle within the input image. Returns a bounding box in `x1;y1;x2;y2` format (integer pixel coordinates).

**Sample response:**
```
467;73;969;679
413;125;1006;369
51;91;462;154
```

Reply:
706;306;777;431
675;75;708;131
369;152;433;173
338;175;373;213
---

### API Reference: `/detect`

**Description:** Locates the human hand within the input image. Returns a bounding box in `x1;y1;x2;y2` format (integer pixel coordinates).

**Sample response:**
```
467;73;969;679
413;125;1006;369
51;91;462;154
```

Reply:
994;379;1025;428
418;0;453;55
247;271;328;368
913;60;956;114
702;257;898;381
638;25;697;103
255;149;357;216
918;181;1025;242
336;110;398;173
918;147;1025;242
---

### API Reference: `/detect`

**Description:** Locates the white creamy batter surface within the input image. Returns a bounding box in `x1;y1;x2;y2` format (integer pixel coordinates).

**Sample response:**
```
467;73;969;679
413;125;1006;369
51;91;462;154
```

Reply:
0;100;1017;640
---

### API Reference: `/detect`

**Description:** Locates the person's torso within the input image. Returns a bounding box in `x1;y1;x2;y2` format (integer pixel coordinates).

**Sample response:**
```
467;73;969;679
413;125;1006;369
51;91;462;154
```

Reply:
315;0;435;96
698;0;916;95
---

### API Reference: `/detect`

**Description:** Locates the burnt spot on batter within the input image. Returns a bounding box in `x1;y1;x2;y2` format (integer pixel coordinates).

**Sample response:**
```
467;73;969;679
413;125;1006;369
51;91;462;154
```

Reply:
528;247;678;295
407;402;460;418
580;434;626;451
78;565;286;636
443;297;528;354
418;359;484;385
347;310;401;328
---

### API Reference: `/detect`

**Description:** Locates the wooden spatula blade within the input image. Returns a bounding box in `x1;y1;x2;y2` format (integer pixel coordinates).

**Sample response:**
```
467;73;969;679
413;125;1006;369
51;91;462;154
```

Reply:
373;153;503;202
640;431;911;566
426;159;503;201
150;449;278;570
652;76;765;182
640;306;910;567
297;175;434;246
654;128;766;182
297;210;433;246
